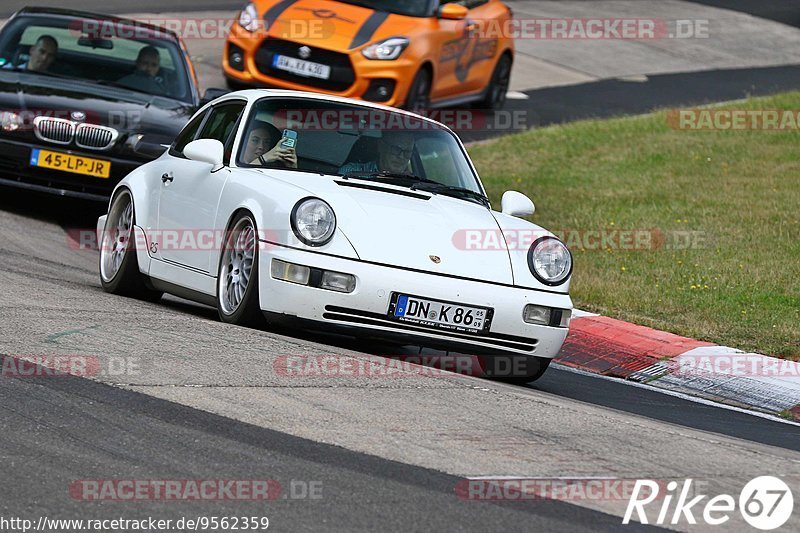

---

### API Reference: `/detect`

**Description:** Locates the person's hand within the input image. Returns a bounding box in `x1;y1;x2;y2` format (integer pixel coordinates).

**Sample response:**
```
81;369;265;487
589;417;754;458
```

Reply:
253;145;297;169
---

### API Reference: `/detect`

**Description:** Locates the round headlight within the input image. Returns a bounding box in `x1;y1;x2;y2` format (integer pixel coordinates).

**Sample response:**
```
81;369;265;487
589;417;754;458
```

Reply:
291;197;336;246
527;237;572;286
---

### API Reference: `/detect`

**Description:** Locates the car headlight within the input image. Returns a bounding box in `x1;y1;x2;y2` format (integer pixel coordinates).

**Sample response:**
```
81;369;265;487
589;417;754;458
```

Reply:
0;111;23;132
362;37;410;60
527;237;572;286
238;2;260;32
291;197;336;246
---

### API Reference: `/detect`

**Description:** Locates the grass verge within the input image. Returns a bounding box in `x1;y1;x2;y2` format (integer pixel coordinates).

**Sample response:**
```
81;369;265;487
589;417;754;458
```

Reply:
469;92;800;358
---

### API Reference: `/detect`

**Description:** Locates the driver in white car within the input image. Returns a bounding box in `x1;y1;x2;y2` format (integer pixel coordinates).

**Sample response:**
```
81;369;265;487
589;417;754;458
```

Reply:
339;131;414;175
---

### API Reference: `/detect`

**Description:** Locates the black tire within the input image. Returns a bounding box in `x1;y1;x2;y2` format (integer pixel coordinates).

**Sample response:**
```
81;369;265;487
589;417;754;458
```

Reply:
404;68;432;114
477;354;550;384
99;189;162;302
480;54;512;109
216;212;265;328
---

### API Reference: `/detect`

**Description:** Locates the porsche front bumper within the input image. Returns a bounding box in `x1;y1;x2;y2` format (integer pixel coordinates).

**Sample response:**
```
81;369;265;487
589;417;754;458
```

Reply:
259;244;572;357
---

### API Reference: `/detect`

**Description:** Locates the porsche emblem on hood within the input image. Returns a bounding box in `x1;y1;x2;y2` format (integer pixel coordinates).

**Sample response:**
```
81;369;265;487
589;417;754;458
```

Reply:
429;255;442;264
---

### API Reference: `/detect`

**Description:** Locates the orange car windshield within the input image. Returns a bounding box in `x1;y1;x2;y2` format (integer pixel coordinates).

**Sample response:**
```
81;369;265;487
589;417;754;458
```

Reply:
337;0;432;17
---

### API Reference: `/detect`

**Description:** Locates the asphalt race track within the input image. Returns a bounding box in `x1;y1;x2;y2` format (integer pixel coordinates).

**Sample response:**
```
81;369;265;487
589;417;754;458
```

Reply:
1;186;799;530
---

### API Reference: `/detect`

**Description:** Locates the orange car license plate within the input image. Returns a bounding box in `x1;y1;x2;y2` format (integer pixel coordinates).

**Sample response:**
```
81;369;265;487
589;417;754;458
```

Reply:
30;148;111;179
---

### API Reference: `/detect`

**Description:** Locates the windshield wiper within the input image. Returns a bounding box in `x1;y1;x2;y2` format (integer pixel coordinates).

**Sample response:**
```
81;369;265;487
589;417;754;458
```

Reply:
410;181;490;207
343;171;447;189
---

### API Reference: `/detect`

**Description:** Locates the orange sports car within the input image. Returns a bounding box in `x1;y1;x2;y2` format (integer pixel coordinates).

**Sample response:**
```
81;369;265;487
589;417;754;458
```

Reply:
224;0;515;110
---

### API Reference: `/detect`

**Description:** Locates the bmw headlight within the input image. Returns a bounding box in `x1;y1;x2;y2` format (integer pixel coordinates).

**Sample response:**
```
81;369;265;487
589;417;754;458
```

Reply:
0;111;23;132
291;198;336;246
362;37;410;60
527;237;572;286
238;3;260;32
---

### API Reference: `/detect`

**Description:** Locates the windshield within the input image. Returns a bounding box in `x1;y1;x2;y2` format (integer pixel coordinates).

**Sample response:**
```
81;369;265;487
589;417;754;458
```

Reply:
237;97;486;202
333;0;433;17
0;16;193;103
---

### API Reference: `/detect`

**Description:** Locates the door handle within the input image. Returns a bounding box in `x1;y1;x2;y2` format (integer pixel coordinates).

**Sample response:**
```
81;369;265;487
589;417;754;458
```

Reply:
161;172;174;184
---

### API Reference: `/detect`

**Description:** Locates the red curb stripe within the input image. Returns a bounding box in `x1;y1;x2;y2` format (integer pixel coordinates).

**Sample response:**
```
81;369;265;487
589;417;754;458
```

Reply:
557;316;713;378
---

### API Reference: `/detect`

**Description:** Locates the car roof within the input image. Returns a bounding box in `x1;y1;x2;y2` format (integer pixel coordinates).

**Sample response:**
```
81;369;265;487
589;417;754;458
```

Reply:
220;89;458;135
13;6;180;42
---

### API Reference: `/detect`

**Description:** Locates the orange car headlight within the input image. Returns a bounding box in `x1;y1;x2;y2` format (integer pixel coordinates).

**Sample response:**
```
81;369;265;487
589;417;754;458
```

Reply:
362;37;410;60
238;2;261;32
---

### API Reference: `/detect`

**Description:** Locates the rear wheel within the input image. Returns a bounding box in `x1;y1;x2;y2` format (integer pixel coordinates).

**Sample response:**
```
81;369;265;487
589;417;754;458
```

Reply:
477;354;550;384
404;68;432;114
99;190;162;302
480;54;512;109
217;212;264;328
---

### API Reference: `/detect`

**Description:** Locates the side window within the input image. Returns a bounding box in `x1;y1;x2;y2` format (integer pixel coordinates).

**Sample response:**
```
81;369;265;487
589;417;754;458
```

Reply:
169;111;206;157
197;102;246;164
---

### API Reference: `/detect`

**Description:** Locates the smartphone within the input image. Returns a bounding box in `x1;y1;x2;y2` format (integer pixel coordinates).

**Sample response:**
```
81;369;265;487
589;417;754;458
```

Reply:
280;129;298;150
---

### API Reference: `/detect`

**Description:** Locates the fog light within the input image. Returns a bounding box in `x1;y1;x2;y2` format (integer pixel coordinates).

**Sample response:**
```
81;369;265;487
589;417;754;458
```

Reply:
363;79;396;102
523;304;551;325
228;44;245;71
320;270;356;293
271;259;310;285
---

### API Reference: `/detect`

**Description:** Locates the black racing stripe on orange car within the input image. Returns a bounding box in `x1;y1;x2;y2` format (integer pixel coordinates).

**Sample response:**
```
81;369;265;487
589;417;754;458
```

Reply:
349;11;390;50
264;0;299;27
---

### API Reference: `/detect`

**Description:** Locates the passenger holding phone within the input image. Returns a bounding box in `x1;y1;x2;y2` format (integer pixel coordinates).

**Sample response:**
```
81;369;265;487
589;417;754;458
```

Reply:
242;121;298;169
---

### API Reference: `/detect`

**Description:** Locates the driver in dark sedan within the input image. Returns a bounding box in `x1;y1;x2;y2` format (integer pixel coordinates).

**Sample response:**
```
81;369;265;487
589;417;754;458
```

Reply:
118;46;168;95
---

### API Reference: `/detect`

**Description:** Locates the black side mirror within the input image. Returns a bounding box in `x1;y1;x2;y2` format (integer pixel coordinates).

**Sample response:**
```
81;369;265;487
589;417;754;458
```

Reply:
200;88;230;106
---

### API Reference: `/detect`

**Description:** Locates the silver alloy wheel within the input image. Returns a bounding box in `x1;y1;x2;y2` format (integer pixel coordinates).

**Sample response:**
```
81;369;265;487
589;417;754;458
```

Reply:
218;217;256;315
100;192;133;283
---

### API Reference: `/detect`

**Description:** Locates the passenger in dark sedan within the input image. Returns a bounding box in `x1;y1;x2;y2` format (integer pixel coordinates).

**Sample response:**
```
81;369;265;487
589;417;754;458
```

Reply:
118;46;168;95
3;35;58;72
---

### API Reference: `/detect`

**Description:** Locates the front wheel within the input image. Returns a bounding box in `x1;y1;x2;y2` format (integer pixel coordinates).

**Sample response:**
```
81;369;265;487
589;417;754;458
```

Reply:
480;54;512;109
477;354;551;384
217;212;264;328
404;68;432;114
99;190;162;302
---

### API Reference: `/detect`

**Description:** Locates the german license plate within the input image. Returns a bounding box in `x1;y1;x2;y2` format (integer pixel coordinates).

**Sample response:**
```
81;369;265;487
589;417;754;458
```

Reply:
273;54;331;79
30;148;111;179
388;293;493;334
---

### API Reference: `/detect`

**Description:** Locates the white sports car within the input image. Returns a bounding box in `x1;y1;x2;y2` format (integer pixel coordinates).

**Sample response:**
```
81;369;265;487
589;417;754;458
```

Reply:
97;90;573;382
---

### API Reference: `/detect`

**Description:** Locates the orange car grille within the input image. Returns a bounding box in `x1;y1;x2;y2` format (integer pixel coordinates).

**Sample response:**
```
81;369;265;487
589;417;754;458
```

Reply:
254;39;356;92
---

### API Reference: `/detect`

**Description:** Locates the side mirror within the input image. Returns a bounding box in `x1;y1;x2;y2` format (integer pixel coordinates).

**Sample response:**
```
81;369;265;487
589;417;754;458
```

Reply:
439;3;469;20
501;191;535;217
200;88;230;106
184;139;225;171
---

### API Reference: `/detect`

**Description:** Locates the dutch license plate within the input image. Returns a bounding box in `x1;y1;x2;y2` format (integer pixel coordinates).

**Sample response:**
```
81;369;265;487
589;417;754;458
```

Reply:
273;54;331;79
30;148;111;179
389;293;492;334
